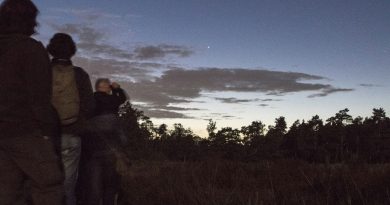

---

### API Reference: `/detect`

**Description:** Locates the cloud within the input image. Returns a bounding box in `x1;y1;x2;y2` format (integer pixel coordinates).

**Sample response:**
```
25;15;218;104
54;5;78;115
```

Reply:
73;57;164;81
135;104;201;112
50;23;131;58
121;68;354;117
142;109;192;119
359;83;381;87
159;106;202;111
50;8;122;21
134;44;194;60
308;88;354;98
49;23;134;60
214;97;282;104
147;68;350;97
215;97;260;104
200;113;241;120
261;98;282;102
50;23;194;61
61;24;104;44
222;115;237;119
133;104;194;119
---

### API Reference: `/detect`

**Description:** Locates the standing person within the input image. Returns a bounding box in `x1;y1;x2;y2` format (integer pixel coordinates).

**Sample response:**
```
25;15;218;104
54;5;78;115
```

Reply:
0;0;64;205
81;78;127;205
94;79;127;116
47;33;95;205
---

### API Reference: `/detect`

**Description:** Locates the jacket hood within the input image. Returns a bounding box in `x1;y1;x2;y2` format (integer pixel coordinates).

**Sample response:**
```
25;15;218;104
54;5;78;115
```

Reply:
0;34;30;57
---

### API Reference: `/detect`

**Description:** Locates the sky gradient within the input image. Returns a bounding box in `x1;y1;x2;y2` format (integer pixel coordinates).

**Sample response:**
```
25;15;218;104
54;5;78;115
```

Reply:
27;0;390;136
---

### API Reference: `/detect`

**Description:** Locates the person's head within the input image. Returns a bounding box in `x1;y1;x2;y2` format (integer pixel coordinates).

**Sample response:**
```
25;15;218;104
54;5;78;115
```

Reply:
95;78;112;93
0;0;39;36
47;33;77;59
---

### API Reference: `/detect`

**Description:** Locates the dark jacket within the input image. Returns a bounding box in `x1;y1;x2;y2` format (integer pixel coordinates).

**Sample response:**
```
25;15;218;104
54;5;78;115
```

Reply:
0;34;58;137
94;88;127;116
82;89;127;158
51;59;95;135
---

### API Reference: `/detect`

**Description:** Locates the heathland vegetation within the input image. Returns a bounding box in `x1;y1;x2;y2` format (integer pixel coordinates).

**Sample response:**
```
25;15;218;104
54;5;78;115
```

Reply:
115;104;390;205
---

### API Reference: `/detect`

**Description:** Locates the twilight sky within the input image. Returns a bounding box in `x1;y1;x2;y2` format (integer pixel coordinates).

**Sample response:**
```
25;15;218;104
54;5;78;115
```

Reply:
29;0;389;136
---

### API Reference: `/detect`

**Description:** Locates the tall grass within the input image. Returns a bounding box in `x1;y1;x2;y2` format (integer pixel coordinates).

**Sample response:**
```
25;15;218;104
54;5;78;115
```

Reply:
120;160;390;205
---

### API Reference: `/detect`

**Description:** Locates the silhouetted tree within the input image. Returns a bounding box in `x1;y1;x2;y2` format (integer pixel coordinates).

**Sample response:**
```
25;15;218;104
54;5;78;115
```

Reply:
118;104;390;163
241;121;266;145
210;127;241;146
282;120;301;158
372;108;387;124
156;124;169;140
119;102;153;159
262;117;287;158
207;119;217;138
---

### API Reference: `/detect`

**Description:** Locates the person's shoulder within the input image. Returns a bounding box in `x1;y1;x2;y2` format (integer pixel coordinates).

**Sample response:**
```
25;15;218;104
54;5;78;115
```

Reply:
73;66;88;75
13;37;50;64
1;35;42;48
20;36;45;49
15;36;46;55
25;36;42;44
73;66;91;79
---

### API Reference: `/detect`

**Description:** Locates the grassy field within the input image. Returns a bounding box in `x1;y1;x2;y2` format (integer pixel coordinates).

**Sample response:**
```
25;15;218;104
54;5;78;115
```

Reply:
120;160;390;205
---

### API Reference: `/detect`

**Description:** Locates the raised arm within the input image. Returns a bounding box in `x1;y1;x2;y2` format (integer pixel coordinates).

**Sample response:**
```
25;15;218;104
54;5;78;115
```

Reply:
112;86;128;105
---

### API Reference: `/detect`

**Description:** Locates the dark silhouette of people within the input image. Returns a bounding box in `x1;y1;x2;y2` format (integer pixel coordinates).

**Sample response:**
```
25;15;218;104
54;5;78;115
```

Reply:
80;78;127;205
0;0;64;204
47;33;95;205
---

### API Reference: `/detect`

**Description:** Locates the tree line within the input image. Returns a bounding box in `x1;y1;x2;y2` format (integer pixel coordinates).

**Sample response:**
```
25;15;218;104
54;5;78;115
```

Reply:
119;102;390;163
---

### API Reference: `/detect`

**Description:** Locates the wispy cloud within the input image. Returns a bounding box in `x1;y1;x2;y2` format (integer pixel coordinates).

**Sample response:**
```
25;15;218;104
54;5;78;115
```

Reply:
214;97;282;105
214;97;282;104
134;44;194;60
215;97;259;104
261;98;282;102
51;23;194;61
50;8;123;20
73;57;163;81
359;83;382;88
133;104;195;119
308;88;354;98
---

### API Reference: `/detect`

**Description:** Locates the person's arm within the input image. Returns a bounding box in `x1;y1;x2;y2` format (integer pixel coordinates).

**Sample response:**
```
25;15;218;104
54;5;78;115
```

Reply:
75;67;95;119
20;40;57;137
112;87;127;105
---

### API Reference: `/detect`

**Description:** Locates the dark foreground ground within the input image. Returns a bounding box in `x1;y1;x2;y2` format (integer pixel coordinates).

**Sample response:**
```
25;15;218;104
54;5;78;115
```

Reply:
119;160;390;205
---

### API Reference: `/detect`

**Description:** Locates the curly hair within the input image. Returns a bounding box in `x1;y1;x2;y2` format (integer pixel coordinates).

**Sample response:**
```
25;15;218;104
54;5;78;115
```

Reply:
0;0;39;36
47;33;77;59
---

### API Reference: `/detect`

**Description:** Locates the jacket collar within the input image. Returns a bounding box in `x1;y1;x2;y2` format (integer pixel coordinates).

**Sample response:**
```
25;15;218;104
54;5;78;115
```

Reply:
51;58;73;66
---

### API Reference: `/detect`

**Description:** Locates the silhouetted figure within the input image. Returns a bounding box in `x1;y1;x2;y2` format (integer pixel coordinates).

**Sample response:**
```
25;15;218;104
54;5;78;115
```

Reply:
81;78;127;205
0;0;64;204
94;79;127;116
47;33;95;205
